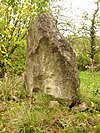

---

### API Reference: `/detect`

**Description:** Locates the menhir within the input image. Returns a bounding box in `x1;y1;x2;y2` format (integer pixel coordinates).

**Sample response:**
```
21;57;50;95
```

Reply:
25;12;80;105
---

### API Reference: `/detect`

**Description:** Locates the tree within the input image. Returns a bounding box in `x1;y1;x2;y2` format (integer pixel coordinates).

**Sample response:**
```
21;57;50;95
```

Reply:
79;1;100;71
0;0;52;77
90;1;100;71
54;1;100;71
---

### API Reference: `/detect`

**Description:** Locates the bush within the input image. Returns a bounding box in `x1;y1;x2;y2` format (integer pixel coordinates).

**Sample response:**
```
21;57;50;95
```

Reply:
9;40;26;75
77;54;90;70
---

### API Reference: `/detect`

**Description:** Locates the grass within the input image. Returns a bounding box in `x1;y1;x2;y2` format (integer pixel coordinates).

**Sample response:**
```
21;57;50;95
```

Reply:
0;71;100;133
80;71;100;105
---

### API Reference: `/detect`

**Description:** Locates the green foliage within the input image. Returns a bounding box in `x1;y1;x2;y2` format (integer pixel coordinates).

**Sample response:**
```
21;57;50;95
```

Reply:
0;0;51;77
68;35;100;71
9;40;26;75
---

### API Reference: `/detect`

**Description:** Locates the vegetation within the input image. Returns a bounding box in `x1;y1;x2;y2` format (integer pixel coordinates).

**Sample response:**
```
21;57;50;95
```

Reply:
90;2;99;72
67;35;100;71
0;71;100;133
0;0;51;77
0;0;100;133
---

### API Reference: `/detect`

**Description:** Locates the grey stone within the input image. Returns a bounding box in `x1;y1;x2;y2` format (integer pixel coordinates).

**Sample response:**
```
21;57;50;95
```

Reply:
49;101;59;108
25;13;80;104
71;102;89;112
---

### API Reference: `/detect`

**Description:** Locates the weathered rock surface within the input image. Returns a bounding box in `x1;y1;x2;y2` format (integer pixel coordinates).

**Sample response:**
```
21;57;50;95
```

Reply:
25;12;80;104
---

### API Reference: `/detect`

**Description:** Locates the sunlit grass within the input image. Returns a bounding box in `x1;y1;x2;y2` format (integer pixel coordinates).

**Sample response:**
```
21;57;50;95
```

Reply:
80;71;100;104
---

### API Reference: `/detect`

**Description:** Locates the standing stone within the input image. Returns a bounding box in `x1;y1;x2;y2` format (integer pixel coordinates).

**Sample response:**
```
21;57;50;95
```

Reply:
25;13;80;104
